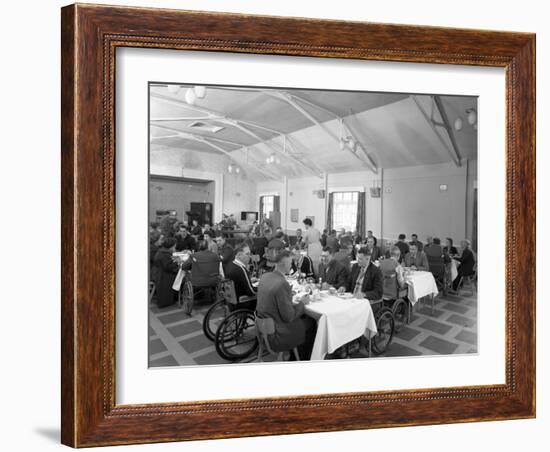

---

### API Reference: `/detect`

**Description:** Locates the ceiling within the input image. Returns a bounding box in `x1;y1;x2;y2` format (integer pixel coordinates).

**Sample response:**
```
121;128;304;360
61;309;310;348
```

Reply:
150;84;477;180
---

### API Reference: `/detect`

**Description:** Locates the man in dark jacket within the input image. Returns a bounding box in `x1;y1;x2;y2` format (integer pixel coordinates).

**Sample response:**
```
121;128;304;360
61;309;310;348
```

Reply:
224;243;257;307
395;234;410;260
256;251;316;360
317;246;348;290
181;240;221;289
175;226;196;252
340;247;383;300
215;235;235;267
151;237;180;308
452;239;476;290
409;233;424;252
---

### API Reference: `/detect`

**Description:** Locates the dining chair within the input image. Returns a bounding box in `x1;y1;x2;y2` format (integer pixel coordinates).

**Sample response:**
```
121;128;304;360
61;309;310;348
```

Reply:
255;313;300;362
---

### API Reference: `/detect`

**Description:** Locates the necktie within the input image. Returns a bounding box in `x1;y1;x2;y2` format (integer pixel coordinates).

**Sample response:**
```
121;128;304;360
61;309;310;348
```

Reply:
355;266;367;294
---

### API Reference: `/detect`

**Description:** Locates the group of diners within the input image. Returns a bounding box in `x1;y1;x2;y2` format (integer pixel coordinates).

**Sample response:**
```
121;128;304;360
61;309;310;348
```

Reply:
150;214;477;360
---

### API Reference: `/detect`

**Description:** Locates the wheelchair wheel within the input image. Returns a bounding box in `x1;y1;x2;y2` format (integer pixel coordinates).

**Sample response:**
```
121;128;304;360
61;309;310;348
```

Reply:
372;307;394;355
392;299;408;333
203;300;231;341
215;309;258;361
179;280;194;315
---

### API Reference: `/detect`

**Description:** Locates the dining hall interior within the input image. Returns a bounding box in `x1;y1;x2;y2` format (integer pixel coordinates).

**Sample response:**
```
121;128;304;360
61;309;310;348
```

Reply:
148;83;478;367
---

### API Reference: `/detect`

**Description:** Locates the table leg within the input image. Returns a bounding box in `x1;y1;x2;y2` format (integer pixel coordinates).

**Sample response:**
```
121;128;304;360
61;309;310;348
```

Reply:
431;294;434;316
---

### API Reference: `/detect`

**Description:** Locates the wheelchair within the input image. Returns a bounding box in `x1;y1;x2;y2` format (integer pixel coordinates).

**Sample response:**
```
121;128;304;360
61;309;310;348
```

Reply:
214;305;258;362
381;272;409;333
177;271;222;316
202;279;256;342
369;298;395;355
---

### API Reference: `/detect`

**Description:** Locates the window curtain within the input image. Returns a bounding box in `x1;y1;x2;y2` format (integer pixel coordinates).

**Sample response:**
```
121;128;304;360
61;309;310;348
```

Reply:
273;195;280;212
259;196;264;220
356;191;366;238
326;192;334;232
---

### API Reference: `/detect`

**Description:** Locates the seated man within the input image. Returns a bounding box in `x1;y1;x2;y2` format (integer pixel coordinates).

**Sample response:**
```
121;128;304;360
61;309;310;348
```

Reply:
340;247;383;301
333;236;354;269
151;237;180;308
317;246;348;290
402;243;430;271
224;243;257;311
181;240;221;297
395;233;410;261
409;233;424;252
365;236;382;261
452;239;476;291
215;235;235;268
290;245;315;279
256;250;317;360
175;225;196;252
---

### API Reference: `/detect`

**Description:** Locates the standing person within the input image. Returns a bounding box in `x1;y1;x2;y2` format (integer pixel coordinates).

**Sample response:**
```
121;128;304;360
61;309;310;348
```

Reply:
151;238;180;308
256;251;317;360
302;218;322;274
452;239;476;291
190;219;202;238
395;234;410;261
409;233;424;252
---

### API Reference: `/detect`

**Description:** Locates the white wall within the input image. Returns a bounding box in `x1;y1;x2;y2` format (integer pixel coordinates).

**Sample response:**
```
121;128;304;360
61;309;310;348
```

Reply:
258;162;473;246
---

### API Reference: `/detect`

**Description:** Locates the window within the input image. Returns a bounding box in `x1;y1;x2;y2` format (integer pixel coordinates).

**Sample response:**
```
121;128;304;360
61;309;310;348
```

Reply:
332;191;358;232
260;195;274;220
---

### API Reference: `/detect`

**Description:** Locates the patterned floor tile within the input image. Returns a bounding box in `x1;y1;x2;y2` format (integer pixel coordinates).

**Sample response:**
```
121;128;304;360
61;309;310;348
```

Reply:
149;338;167;355
454;330;478;346
418;319;453;335
395;326;422;342
382;342;424;357
446;313;475;328
415;306;446;318
179;333;213;354
442;303;471;315
419;335;459;354
158;310;190;325
149;354;179;367
167;320;203;338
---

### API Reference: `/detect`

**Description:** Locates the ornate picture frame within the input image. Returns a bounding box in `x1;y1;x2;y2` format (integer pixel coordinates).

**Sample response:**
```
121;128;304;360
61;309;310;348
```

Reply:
61;3;535;447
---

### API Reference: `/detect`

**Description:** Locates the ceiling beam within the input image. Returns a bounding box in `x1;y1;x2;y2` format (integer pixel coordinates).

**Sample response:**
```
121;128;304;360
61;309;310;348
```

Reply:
150;124;279;180
151;91;321;178
411;96;461;167
266;91;377;173
432;95;463;166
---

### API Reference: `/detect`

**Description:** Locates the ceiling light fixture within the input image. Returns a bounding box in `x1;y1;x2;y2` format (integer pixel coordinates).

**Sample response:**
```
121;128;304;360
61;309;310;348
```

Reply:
167;84;180;94
194;85;206;99
185;88;197;105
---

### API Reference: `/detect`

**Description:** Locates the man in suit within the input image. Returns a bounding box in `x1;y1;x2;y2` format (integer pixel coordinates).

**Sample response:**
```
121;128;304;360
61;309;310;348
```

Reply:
181;240;221;291
409;233;424;252
215;235;234;267
452;239;476;291
339;247;383;300
224;243;257;311
334;236;354;269
395;234;410;259
366;230;378;246
402;243;430;271
175;226;196;252
256;250;317;360
317;246;348;290
365;236;382;261
151;237;180;308
326;229;339;252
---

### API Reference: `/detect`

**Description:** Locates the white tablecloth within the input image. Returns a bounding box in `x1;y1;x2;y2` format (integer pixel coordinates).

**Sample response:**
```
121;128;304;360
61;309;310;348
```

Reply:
304;295;377;361
405;271;439;305
450;259;459;281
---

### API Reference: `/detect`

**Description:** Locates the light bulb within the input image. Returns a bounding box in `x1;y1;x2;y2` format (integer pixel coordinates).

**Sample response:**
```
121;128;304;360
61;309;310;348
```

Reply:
454;117;463;131
194;86;206;98
228;164;233;173
167;85;180;94
185;88;196;105
235;167;240;174
467;109;477;125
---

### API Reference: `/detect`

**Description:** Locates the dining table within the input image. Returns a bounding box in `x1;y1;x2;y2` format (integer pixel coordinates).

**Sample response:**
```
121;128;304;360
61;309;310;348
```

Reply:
288;279;378;360
403;269;439;316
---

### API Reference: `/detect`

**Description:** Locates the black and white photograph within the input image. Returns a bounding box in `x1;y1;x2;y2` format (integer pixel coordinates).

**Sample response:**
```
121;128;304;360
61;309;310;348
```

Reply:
148;83;478;367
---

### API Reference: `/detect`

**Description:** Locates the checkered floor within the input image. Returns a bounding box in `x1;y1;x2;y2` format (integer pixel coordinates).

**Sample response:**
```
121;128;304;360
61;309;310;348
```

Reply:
148;289;477;367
